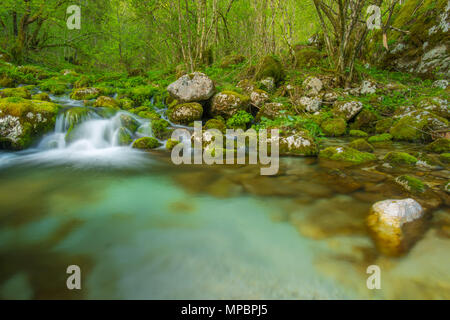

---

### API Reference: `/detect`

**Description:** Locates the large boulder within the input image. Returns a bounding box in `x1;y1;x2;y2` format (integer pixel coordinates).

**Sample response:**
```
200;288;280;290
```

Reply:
321;118;347;136
297;96;322;113
167;72;215;102
302;76;323;97
367;198;425;256
390;109;448;141
332;100;363;121
0;97;60;150
168;102;203;124
210;91;250;119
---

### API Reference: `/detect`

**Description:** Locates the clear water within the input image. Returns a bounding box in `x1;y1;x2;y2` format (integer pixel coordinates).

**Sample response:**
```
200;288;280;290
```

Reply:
0;95;449;300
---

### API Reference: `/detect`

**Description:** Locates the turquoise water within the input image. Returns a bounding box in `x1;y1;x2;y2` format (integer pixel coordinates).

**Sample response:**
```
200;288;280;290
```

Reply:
0;156;449;299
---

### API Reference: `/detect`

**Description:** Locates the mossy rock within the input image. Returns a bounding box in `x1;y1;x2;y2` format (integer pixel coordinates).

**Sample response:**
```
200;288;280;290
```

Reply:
350;109;378;132
204;119;226;133
0;87;31;99
117;127;133;146
119;114;140;133
384;151;418;166
390;111;448;142
167;102;203;125
255;56;285;84
368;133;393;143
295;47;322;69
137;110;160;120
349;138;374;153
32;92;51;102
220;54;246;68
64;107;91;128
395;175;426;193
0;76;15;88
319;146;376;164
211;91;250;119
70;87;101;100
439;153;450;164
17;65;49;80
119;98;135;110
321;118;347;137
132;136;161;150
279;130;319;156
349;130;368;138
425;138;450;154
375;118;394;134
166;138;181;150
39;78;67;95
94;96;119;109
0;97;60;150
74;76;92;89
127;86;159;105
151;118;172;139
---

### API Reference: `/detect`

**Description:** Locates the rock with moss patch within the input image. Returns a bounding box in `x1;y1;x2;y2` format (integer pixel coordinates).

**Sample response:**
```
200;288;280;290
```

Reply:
211;91;250;119
70;87;100;100
395;175;426;193
295;47;322;68
319;146;376;164
440;153;450;164
204;119;226;133
119;114;140;133
0;97;60;150
119;98;134;110
116;127;133;146
168;102;203;124
255;56;285;84
368;133;393;143
349;138;374;153
384;151;418;166
0;87;31;99
297;96;322;113
425;138;450;153
256;102;289;120
132;136;161;150
376;118;394;133
390;110;448;141
151;118;172;139
250;89;270;107
93;96;119;109
349;129;368;138
351;109;378;132
418;97;449;119
332;100;363;121
167;72;215;103
31;92;51;102
220;55;246;68
278;130;318;156
321;118;347;136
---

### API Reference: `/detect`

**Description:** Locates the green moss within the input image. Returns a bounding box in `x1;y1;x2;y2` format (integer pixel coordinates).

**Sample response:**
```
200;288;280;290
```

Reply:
349;138;374;153
151;119;171;139
119;114;140;133
395;175;426;193
439;153;450;164
64;107;90;127
368;133;393;143
137;110;160;120
204;119;226;133
0;87;31;99
70;87;100;100
166;138;180;150
39;78;67;95
117;127;133;146
349;130;368;137
255;56;285;84
351;109;378;132
295;47;322;68
132;136;161;150
127;86;159;105
321;118;347;136
375;118;394;133
384;151;418;166
93;96;119;109
226;110;254;130
319;146;376;164
220;54;246;68
425;138;450;154
32;92;50;101
390;116;426;141
119;98;134;110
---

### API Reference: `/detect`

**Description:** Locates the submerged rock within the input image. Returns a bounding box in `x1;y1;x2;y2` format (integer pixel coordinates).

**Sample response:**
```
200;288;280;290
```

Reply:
367;198;425;256
167;72;215;103
319;146;376;164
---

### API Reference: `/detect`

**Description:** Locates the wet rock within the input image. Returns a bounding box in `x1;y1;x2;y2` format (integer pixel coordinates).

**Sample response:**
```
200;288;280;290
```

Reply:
70;87;100;100
167;72;215;103
168;102;203;124
166;138;180;150
94;96;119;109
132;136;161;150
368;133;393;143
319;146;376;165
425;138;450;153
332;100;363;121
211;91;250;119
119;114;140;133
117;127;133;146
349;139;374;153
384;151;418;166
367;198;425;256
395;175;426;193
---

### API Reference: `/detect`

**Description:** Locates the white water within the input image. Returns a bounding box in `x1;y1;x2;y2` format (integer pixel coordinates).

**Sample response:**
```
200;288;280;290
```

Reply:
0;96;158;169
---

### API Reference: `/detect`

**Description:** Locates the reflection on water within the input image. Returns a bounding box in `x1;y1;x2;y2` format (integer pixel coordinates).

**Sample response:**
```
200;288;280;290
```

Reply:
0;155;448;299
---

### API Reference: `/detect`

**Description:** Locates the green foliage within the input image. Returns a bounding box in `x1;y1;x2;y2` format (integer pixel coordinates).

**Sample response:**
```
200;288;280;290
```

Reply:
226;111;254;129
